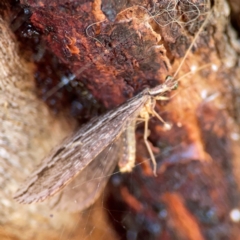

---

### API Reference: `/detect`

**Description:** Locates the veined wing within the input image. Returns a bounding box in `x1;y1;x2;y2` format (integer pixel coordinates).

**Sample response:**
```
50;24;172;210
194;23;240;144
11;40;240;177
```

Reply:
49;134;126;212
14;91;148;204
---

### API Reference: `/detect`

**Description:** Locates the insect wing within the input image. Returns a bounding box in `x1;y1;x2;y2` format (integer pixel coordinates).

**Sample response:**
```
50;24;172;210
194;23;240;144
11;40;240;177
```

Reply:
49;134;125;212
14;92;148;204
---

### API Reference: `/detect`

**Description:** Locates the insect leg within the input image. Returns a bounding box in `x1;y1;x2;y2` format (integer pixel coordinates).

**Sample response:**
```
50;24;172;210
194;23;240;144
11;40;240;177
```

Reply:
155;96;169;101
143;113;158;176
152;109;171;130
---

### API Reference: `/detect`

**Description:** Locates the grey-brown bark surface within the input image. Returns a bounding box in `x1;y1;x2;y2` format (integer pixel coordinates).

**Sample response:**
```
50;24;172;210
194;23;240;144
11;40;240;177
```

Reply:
0;16;86;240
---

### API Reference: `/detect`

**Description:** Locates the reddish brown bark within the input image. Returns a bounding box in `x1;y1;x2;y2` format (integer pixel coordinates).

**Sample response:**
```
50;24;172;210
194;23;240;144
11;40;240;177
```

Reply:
1;0;240;239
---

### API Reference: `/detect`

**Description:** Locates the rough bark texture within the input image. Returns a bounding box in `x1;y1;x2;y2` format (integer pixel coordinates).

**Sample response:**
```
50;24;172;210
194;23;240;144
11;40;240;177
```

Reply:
1;0;240;239
0;14;87;240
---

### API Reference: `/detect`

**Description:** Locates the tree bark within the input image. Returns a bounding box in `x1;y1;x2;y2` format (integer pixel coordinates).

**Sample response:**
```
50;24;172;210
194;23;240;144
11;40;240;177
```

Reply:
1;0;240;239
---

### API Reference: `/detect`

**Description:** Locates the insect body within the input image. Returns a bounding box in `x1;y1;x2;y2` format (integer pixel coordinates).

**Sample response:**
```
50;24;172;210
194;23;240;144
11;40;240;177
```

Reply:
14;3;213;211
14;78;177;211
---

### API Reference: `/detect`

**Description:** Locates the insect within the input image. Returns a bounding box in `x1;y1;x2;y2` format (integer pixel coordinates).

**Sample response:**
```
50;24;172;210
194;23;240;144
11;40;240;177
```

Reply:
14;5;213;212
13;78;177;211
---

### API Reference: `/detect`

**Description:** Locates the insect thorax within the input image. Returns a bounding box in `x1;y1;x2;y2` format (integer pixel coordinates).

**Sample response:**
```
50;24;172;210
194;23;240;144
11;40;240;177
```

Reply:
139;96;156;119
148;77;177;98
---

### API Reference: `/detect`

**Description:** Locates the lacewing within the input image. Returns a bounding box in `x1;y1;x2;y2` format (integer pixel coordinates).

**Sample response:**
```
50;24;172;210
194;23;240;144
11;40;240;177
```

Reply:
14;5;212;211
14;78;177;211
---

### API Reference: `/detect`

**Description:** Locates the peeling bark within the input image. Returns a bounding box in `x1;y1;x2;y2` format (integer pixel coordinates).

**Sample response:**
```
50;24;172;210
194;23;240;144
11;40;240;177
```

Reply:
1;0;240;239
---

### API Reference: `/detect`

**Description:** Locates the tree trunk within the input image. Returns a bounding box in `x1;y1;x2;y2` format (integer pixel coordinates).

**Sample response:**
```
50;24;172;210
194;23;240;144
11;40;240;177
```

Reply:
0;0;240;239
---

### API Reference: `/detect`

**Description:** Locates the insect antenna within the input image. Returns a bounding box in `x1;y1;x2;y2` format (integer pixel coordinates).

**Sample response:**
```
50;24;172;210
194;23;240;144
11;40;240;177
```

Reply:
172;8;213;81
